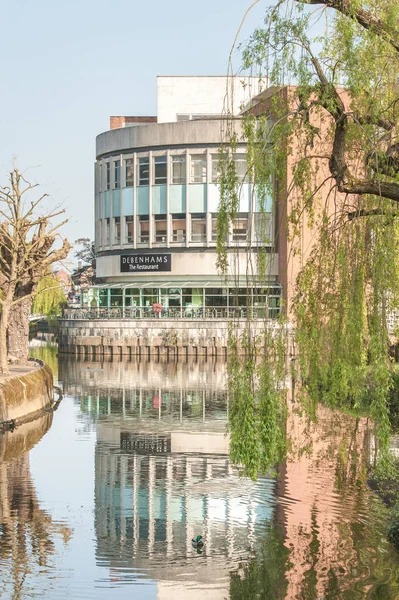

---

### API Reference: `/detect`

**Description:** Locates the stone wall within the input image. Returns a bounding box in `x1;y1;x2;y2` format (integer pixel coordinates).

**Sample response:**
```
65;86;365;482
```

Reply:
0;361;54;422
58;318;278;359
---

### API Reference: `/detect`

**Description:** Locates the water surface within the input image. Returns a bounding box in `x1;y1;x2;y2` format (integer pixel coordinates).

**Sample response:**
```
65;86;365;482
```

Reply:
0;349;397;599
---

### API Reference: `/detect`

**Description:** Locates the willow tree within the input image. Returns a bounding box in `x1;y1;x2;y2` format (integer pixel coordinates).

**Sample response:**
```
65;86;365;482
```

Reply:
220;0;399;474
0;169;70;375
32;274;67;318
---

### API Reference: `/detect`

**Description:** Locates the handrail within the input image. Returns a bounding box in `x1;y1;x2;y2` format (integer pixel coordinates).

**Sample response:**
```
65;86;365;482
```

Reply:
61;306;279;320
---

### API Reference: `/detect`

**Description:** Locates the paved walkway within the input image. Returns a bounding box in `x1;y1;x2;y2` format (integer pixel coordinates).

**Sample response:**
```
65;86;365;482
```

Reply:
0;364;38;385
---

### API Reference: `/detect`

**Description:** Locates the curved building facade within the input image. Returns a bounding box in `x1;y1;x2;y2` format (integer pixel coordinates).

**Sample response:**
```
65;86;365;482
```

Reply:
88;76;281;320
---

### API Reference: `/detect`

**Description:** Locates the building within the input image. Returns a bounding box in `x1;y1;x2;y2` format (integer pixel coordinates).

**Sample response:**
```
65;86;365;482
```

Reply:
88;76;280;319
60;356;276;600
59;78;311;356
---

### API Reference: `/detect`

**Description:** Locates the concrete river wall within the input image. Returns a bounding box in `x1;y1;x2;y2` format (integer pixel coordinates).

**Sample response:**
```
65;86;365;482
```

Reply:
58;317;279;358
0;360;54;422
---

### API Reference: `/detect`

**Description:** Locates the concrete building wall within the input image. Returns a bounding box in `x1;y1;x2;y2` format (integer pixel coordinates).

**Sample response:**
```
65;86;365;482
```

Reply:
96;119;243;159
96;250;279;281
157;76;266;123
58;317;285;357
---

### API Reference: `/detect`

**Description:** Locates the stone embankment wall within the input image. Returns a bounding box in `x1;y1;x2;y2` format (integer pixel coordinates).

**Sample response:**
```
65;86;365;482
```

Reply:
0;360;54;422
58;318;284;359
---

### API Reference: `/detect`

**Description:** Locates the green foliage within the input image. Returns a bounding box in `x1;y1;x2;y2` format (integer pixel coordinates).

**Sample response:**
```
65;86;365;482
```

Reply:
219;0;399;477
227;326;287;479
32;275;67;318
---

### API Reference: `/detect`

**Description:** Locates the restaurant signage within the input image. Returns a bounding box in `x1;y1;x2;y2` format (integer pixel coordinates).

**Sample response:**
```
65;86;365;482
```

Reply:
120;253;171;272
120;432;171;454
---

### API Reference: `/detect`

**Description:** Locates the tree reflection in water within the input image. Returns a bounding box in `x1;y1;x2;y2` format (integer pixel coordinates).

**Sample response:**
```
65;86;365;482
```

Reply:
0;413;72;599
230;403;399;599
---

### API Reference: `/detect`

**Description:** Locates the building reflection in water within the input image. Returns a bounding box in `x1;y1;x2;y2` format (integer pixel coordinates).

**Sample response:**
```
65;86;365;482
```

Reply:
0;413;72;599
60;357;276;599
59;356;399;599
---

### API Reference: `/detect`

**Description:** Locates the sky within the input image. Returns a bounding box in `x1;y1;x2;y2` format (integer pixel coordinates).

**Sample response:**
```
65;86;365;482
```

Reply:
0;0;270;262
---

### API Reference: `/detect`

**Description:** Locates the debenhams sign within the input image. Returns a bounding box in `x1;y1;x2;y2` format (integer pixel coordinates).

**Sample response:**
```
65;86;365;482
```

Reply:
120;253;171;272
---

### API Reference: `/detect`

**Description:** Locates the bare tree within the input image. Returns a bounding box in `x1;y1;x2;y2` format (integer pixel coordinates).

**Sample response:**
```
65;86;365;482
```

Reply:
0;169;70;375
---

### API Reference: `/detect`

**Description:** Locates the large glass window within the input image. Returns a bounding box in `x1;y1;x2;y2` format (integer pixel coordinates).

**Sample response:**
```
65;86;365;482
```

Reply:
125;158;134;187
138;157;149;186
190;154;206;183
154;215;167;243
105;218;110;245
205;288;227;307
232;215;249;241
96;220;101;246
254;213;272;243
211;155;220;183
143;288;158;307
113;217;121;245
110;289;123;307
211;214;218;242
138;217;149;243
106;163;110;190
171;155;186;184
125;287;140;307
253;286;281;318
125;215;134;244
229;288;248;308
172;215;186;242
114;160;120;189
154;155;167;184
235;154;248;182
191;214;206;242
99;289;109;308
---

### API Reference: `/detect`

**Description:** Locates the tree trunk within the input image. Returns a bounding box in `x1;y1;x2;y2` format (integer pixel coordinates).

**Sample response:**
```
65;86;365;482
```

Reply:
0;304;10;376
7;297;32;365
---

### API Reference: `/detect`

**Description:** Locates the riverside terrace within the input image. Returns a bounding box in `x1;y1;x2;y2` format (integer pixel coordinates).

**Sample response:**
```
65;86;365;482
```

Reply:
58;284;285;358
64;283;282;320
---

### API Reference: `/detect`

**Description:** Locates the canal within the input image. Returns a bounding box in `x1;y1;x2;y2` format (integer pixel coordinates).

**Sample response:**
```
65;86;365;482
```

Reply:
0;346;398;599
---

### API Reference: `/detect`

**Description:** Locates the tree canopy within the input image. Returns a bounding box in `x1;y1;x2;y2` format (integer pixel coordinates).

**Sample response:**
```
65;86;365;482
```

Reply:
220;0;399;476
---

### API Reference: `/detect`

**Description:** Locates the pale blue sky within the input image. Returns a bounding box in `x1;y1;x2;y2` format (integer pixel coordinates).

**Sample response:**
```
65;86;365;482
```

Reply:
0;0;269;253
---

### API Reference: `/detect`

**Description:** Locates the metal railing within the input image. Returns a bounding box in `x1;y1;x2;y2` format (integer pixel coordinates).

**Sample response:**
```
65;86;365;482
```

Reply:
62;306;278;320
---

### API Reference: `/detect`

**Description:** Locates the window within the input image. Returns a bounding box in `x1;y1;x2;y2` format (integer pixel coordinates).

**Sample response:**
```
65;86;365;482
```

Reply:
110;289;123;307
125;215;134;244
211;155;220;183
114;160;120;189
154;155;167;184
125;288;140;308
176;114;190;121
96;220;102;246
172;215;186;242
139;217;149;243
254;213;272;243
125;158;134;187
138;156;149;185
211;214;218;241
191;215;206;242
106;163;110;190
154;215;167;243
211;213;228;243
190;154;206;183
99;289;109;308
113;217;121;245
171;155;186;184
143;288;158;306
105;218;110;245
232;215;249;241
229;288;248;308
205;288;227;307
235;154;248;182
98;164;103;191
